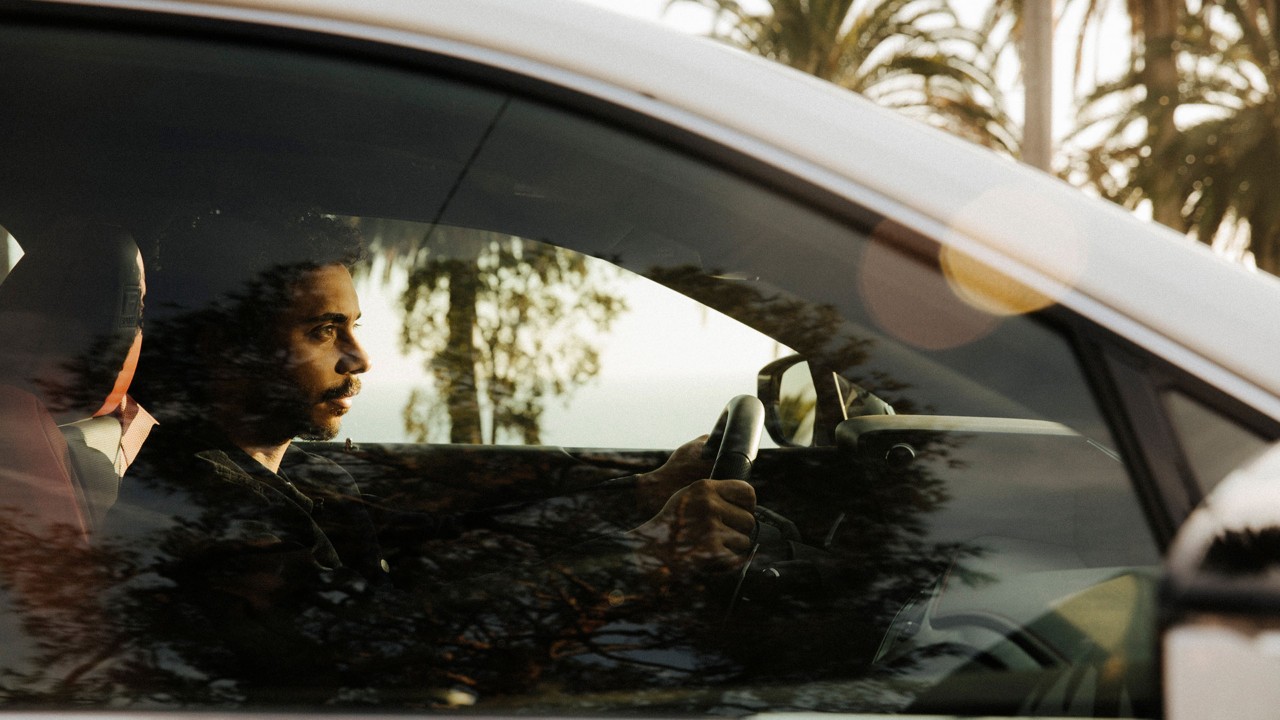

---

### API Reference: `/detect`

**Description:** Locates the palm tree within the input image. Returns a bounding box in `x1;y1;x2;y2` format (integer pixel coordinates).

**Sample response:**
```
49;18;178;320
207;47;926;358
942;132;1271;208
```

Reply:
973;0;1056;168
1155;0;1280;271
678;0;1019;152
1058;0;1183;230
1070;0;1280;272
976;0;1182;186
358;219;627;444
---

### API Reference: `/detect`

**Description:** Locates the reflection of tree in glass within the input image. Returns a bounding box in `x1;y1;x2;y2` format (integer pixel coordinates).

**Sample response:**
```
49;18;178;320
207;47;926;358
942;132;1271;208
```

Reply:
645;265;927;411
639;266;991;704
1;262;1037;713
2;430;989;715
360;221;626;445
777;390;817;440
0;484;762;709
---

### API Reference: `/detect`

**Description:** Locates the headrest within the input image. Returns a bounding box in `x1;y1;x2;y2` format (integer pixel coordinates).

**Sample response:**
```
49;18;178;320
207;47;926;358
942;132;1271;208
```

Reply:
0;223;143;424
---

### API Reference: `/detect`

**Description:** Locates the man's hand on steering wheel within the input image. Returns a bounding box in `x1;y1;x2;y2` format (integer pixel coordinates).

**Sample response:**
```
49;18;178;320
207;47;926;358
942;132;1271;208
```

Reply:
630;478;757;574
629;396;765;576
633;435;713;516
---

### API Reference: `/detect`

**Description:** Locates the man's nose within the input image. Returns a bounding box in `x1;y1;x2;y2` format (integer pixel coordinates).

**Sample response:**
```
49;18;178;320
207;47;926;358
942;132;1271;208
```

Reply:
338;334;372;375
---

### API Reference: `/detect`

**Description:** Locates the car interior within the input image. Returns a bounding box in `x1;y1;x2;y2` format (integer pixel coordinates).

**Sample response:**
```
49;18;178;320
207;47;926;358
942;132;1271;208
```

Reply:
0;223;144;540
0;15;1168;718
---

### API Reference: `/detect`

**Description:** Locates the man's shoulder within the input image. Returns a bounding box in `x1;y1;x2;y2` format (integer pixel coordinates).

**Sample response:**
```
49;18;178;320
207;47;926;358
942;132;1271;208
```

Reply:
105;425;270;540
282;443;348;480
282;443;360;497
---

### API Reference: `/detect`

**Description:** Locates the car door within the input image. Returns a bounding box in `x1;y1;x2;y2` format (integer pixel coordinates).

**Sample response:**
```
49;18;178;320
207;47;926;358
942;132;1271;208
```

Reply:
2;3;1278;717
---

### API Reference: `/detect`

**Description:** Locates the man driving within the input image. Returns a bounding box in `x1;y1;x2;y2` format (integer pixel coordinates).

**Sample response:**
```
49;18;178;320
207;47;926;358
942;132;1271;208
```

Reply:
102;207;758;701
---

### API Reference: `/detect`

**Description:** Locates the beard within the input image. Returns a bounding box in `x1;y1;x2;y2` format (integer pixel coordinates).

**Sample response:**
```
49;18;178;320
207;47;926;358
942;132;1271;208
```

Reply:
247;369;360;443
297;424;338;442
296;377;361;441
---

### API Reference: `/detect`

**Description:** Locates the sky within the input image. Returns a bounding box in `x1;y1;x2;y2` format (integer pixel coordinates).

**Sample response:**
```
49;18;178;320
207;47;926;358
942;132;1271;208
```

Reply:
572;0;721;30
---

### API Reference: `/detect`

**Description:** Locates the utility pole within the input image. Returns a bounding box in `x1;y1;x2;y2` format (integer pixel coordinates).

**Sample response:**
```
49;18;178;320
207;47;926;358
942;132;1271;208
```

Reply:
1023;0;1054;171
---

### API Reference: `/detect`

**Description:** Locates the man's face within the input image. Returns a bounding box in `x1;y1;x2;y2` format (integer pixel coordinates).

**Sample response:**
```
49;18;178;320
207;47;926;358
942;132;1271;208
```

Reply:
259;263;371;442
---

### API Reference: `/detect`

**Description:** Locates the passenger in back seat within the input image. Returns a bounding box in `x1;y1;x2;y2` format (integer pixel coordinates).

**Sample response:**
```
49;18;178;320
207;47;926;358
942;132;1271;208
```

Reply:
0;224;152;700
0;223;149;540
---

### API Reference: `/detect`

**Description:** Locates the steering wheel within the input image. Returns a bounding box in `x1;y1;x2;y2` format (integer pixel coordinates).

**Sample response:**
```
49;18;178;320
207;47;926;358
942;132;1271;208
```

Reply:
707;396;833;618
704;396;773;615
705;395;765;480
706;394;762;479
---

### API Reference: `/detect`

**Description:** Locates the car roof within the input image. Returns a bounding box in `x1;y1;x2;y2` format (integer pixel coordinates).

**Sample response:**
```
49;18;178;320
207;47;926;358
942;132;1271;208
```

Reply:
24;0;1280;416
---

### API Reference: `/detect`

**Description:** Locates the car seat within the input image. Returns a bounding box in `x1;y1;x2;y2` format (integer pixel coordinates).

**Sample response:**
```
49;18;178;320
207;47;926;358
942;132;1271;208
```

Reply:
0;222;146;542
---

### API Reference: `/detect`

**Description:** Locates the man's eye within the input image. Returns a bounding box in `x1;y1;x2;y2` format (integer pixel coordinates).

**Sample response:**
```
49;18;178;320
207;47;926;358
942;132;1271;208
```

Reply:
311;325;337;340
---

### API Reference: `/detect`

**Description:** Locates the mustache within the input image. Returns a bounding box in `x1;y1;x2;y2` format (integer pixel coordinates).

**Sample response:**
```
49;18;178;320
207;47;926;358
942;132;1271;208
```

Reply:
321;378;361;402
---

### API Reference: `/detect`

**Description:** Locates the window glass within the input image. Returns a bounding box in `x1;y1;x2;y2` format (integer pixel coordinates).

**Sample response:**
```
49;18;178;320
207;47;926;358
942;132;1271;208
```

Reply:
1165;390;1268;495
0;225;16;277
0;23;1159;717
341;225;789;448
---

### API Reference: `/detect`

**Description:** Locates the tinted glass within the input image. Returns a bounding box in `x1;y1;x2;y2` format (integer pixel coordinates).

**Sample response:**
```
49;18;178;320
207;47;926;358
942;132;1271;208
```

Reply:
1164;390;1268;495
0;22;1159;717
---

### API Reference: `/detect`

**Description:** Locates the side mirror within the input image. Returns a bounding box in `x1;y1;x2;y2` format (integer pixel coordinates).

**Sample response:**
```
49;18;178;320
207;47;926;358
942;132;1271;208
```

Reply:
1163;443;1280;720
757;355;892;446
756;355;818;446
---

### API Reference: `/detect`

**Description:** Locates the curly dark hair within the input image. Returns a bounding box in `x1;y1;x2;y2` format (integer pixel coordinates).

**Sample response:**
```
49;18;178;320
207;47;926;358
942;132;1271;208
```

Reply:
133;207;366;422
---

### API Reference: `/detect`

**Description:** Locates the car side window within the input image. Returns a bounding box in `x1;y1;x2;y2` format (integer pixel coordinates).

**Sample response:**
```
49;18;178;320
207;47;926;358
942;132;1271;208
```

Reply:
341;223;791;449
0;19;1161;717
1164;390;1268;494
